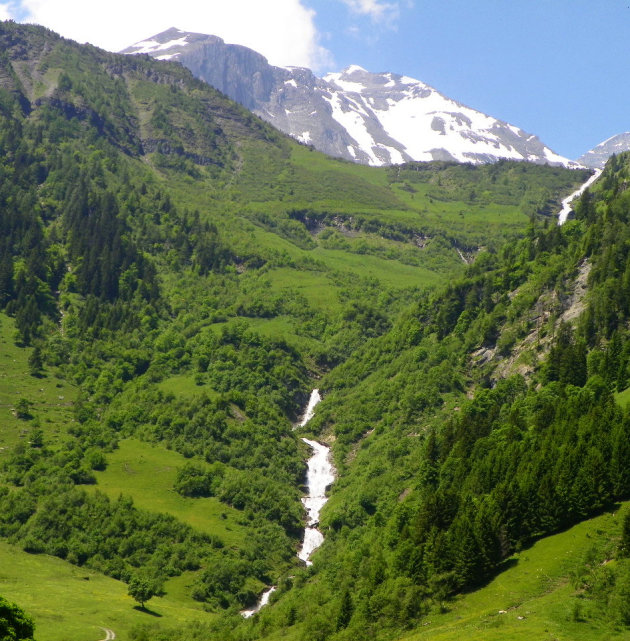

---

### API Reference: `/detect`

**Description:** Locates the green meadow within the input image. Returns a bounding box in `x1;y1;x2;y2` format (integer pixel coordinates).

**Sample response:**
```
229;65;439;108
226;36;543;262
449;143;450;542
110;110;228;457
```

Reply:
0;313;76;454
402;506;629;641
0;541;213;641
93;438;247;548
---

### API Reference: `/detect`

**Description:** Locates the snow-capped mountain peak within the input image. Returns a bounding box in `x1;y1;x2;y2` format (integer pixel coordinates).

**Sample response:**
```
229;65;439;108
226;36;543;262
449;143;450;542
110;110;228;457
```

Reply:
122;29;579;168
577;132;630;169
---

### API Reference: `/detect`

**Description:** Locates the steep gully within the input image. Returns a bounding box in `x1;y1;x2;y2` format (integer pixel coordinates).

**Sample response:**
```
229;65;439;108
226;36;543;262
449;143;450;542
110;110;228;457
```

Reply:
242;390;333;618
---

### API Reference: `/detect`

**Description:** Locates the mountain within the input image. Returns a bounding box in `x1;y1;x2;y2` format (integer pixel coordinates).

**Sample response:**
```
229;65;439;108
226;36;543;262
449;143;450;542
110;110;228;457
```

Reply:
4;20;629;641
122;28;578;168
577;132;630;169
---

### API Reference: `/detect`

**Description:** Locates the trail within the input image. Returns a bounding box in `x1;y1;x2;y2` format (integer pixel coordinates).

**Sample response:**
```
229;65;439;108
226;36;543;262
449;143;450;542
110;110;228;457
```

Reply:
557;169;602;225
98;628;115;641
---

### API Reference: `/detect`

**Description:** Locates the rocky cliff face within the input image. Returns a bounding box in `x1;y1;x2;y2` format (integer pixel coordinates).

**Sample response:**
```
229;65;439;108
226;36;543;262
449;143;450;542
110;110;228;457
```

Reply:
577;132;630;169
122;28;578;168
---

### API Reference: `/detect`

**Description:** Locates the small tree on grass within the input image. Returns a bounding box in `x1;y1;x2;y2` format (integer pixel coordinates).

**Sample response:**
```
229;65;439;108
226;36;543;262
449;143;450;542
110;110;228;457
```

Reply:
128;576;155;609
15;398;32;420
28;345;43;377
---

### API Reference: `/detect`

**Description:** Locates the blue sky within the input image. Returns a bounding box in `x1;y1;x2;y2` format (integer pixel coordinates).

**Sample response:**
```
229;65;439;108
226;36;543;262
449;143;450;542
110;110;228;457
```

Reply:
2;0;629;159
308;0;630;160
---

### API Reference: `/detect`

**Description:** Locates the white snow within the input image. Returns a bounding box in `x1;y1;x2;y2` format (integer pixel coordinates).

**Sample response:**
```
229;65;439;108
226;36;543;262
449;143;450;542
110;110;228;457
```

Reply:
318;68;577;167
284;79;298;88
347;145;357;158
380;144;405;165
156;54;178;61
345;64;367;74
129;36;189;55
324;71;367;94
324;92;381;165
373;85;523;163
296;131;312;145
595;132;630;148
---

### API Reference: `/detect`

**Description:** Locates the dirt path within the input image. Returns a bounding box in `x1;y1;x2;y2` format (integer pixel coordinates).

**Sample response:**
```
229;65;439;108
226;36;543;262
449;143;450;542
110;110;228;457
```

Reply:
99;628;115;641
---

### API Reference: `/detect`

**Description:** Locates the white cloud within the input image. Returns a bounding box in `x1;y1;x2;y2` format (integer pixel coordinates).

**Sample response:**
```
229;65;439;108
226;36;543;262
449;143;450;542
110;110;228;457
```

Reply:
0;2;15;20
342;0;400;23
15;0;333;70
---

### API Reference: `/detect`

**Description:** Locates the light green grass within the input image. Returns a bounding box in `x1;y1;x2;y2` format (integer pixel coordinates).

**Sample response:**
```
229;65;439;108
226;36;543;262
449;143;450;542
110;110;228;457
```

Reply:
264;268;341;312
0;540;213;641
401;506;628;641
615;386;630;408
156;374;218;399
94;438;247;547
0;314;75;456
312;247;442;289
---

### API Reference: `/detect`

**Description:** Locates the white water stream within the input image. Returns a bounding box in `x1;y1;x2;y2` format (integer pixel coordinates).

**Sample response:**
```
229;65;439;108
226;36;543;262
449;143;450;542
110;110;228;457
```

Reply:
298;437;335;565
241;586;277;618
241;389;333;617
298;389;322;427
557;169;602;225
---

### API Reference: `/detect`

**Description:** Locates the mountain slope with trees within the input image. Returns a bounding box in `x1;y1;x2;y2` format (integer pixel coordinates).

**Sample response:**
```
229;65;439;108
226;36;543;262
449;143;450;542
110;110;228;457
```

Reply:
0;20;619;641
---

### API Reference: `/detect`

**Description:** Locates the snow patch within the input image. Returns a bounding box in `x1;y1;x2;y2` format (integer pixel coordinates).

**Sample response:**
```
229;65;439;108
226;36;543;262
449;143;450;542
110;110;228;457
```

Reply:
324;93;380;165
129;36;189;55
297;131;312;145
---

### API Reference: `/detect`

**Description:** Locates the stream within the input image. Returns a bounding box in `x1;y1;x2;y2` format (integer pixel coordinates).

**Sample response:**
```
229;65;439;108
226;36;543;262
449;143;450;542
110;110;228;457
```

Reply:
557;168;602;225
241;389;333;616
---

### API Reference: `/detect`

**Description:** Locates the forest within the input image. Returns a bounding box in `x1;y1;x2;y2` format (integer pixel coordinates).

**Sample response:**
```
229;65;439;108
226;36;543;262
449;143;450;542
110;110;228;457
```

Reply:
0;20;628;641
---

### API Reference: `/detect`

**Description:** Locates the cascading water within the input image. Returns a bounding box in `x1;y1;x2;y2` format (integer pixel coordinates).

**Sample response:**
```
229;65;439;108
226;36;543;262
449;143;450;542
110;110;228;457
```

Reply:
295;389;335;565
241;586;277;618
298;389;322;427
557;169;602;225
240;389;333;617
297;437;335;565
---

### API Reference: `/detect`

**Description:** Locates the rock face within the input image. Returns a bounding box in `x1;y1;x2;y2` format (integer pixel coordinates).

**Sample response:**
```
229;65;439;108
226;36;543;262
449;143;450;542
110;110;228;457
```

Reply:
577;133;630;169
122;28;578;168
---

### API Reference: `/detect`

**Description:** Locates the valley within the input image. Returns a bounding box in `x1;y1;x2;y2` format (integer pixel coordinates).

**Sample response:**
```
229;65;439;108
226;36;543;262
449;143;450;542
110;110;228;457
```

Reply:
0;19;629;641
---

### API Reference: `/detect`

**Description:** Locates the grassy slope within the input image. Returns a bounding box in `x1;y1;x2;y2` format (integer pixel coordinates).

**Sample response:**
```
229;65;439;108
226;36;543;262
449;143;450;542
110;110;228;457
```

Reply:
0;541;213;641
401;506;628;641
93;438;247;548
0;313;76;455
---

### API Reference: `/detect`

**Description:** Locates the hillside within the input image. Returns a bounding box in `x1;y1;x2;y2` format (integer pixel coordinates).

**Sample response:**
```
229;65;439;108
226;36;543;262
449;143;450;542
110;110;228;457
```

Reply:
0;20;619;641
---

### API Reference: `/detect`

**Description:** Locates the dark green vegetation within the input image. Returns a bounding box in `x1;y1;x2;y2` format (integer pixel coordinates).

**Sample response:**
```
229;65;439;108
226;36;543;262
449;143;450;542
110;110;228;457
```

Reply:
0;18;624;641
0;595;34;641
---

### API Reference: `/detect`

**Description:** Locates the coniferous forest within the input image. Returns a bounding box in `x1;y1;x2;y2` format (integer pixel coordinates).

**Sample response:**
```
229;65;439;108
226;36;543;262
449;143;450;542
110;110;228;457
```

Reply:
0;20;630;641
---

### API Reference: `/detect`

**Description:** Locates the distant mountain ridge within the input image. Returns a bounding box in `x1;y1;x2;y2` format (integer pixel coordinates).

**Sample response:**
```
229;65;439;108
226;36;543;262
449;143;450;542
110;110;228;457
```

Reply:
577;132;630;169
122;28;579;168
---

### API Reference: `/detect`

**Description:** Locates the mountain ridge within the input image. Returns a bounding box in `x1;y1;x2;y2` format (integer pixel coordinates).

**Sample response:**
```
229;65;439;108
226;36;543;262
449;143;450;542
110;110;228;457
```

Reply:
122;28;580;169
578;131;630;169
